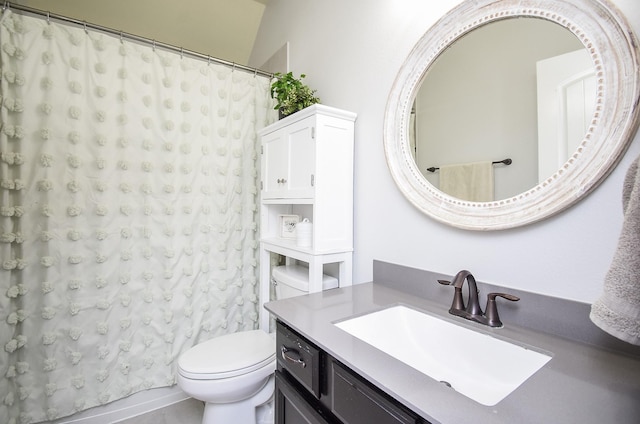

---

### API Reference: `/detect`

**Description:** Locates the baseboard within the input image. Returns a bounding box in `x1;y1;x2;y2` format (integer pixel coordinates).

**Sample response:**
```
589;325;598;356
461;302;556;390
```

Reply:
50;386;189;424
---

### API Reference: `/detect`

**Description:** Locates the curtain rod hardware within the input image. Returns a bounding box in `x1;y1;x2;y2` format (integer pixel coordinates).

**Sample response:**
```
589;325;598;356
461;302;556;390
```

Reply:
46;10;50;24
426;158;512;173
1;1;274;78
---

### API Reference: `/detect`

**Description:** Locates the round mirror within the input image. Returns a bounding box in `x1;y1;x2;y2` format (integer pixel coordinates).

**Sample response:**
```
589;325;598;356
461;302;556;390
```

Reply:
414;18;590;201
384;0;640;230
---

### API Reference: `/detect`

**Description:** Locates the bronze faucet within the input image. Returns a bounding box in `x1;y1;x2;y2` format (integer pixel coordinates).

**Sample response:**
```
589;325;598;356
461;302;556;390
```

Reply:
438;270;519;328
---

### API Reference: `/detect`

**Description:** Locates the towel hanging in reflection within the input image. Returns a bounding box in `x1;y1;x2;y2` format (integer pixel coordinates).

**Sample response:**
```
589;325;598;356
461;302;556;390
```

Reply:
590;155;640;345
439;161;494;202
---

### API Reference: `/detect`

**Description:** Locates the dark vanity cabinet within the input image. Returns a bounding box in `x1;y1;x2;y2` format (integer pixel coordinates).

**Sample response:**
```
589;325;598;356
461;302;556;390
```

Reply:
275;320;331;424
275;321;427;424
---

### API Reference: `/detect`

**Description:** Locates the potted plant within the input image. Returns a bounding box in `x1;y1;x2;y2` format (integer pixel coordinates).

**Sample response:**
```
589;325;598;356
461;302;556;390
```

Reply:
270;72;320;118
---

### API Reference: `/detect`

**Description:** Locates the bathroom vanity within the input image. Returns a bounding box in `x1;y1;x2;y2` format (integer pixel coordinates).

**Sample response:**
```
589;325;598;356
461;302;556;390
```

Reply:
265;262;640;424
275;320;423;424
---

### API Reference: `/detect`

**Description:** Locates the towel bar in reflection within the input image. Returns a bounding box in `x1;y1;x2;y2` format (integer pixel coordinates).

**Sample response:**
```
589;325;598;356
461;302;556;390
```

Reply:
426;158;512;173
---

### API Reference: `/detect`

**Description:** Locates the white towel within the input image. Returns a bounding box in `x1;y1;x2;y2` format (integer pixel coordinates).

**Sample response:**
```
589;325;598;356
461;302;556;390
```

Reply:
439;161;494;202
590;155;640;345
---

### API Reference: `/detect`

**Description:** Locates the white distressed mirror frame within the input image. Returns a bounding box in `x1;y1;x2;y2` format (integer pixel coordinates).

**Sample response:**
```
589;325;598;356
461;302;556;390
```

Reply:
383;0;640;230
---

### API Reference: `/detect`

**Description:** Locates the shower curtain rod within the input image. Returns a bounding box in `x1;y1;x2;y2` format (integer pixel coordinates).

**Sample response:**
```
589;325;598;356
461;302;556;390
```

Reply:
1;1;274;78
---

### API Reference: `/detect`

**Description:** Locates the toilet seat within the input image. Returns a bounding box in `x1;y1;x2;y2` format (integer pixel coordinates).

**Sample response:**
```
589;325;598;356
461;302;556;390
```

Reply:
178;330;275;380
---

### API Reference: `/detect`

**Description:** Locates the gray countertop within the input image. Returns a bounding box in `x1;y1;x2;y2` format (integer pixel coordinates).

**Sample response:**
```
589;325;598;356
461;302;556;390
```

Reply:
265;282;640;424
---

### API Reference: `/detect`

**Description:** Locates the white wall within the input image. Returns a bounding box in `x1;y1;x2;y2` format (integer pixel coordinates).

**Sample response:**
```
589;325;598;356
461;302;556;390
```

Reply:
249;0;640;303
19;0;266;64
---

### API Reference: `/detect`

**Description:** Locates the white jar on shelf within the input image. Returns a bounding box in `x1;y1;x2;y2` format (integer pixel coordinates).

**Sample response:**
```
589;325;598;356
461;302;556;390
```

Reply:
296;218;312;247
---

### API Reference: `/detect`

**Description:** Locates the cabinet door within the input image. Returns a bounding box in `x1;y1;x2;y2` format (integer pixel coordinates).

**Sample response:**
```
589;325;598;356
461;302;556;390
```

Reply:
262;119;315;199
275;371;336;424
287;121;315;198
262;130;290;199
330;362;421;424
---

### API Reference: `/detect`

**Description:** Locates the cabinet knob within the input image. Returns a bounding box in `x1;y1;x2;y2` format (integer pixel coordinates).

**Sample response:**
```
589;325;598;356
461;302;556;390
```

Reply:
277;178;287;184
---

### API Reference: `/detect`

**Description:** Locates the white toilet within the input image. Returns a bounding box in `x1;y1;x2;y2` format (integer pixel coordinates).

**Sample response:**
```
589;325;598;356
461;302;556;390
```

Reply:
177;265;338;424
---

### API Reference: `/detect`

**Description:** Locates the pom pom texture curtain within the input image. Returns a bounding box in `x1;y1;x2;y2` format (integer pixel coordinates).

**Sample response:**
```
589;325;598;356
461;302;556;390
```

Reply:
0;10;274;423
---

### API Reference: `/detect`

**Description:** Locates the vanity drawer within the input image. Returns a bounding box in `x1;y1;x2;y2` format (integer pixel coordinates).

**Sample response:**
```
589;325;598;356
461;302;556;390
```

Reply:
330;361;422;424
277;321;322;398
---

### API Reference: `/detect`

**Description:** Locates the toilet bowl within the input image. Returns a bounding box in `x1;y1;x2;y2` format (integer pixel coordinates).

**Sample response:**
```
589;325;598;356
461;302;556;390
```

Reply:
177;330;276;424
177;265;338;424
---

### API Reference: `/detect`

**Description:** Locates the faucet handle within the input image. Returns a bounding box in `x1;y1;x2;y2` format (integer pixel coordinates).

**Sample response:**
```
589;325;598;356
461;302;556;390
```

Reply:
489;293;519;302
484;292;520;328
437;279;465;311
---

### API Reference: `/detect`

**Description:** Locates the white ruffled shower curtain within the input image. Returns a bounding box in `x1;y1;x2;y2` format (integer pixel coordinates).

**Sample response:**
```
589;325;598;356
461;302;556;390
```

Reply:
0;9;274;423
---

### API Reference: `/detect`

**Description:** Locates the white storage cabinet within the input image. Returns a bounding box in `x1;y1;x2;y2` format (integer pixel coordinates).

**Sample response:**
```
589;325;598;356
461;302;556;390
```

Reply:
258;105;356;329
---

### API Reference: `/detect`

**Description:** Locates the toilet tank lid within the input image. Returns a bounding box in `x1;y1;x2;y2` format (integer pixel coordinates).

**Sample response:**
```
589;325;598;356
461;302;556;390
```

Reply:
272;265;339;292
178;330;275;377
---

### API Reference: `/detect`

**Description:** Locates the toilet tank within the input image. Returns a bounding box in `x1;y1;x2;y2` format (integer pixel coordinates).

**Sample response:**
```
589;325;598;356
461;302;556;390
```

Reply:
272;265;338;299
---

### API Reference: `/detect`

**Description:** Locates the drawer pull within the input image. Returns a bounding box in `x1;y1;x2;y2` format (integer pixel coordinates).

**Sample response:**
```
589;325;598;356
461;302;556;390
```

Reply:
281;346;306;368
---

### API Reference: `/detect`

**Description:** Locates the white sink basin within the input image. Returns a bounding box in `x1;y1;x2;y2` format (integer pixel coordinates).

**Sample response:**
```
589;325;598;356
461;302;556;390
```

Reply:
334;305;551;406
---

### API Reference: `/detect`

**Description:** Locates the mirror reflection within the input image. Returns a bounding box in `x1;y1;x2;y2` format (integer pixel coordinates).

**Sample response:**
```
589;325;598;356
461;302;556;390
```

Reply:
410;17;594;201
